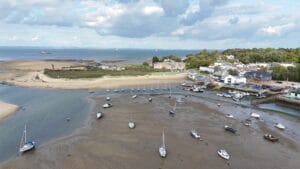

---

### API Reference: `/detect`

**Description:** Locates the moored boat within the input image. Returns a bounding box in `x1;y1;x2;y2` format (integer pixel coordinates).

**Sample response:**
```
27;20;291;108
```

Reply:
190;129;201;139
251;113;260;119
106;97;111;101
217;149;230;160
224;125;237;134
159;129;167;158
132;95;137;99
96;112;102;119
128;121;135;129
19;125;36;153
275;123;285;130
102;103;112;108
225;114;234;119
264;134;279;142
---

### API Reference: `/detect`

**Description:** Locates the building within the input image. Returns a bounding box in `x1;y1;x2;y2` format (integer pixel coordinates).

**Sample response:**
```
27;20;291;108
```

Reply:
153;60;185;71
244;71;272;81
199;66;214;73
224;75;247;85
225;55;235;60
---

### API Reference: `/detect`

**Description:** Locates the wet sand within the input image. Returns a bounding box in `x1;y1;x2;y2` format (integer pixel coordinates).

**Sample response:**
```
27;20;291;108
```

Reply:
0;95;299;169
0;101;18;120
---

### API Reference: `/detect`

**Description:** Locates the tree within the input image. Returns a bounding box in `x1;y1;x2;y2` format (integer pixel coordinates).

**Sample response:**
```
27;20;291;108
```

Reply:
152;56;160;63
228;69;239;76
142;62;149;66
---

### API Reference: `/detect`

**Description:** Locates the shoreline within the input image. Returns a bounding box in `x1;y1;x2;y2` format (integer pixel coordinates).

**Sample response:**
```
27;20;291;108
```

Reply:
0;60;187;89
0;94;299;169
0;101;18;120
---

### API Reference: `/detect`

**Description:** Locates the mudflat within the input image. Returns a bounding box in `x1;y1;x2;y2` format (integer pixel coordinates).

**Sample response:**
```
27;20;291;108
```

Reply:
0;101;18;120
1;95;299;169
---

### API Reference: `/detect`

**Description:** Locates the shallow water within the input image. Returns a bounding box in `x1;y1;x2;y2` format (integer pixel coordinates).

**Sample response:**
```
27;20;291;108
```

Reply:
258;103;300;117
0;85;90;162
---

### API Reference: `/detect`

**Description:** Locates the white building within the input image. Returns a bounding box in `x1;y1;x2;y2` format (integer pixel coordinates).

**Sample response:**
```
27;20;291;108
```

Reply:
199;66;214;73
226;55;235;60
224;75;247;85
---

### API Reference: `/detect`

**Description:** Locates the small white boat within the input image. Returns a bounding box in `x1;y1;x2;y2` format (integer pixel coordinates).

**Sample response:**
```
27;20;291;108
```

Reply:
106;97;111;101
132;95;137;99
102;103;112;108
96;112;102;119
244;119;252;127
225;114;234;119
275;123;285;130
190;129;201;139
19;125;36;153
159;129;167;158
217;149;230;160
216;93;223;97
128;121;135;129
251;113;260;119
148;98;152;102
217;103;221;107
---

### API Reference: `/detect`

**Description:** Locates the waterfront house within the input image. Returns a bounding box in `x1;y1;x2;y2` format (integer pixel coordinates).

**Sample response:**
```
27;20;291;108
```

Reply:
244;71;272;81
224;75;247;85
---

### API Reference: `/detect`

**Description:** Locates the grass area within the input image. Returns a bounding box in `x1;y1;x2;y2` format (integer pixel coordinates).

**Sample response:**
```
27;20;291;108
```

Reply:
44;65;170;79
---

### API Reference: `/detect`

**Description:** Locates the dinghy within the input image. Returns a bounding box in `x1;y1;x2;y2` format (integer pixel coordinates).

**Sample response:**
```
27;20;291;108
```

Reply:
224;125;237;134
251;113;260;119
132;95;137;99
148;98;152;102
128;121;135;129
217;149;230;160
264;134;279;142
106;97;111;101
225;114;234;119
96;112;102;119
190;129;201;139
102;103;112;108
275;123;285;130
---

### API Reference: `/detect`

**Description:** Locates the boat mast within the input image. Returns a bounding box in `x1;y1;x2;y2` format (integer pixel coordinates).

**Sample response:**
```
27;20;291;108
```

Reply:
24;125;27;143
162;129;165;148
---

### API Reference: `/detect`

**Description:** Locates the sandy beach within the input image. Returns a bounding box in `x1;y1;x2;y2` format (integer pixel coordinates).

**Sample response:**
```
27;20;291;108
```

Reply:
0;60;186;89
1;95;299;169
0;101;18;120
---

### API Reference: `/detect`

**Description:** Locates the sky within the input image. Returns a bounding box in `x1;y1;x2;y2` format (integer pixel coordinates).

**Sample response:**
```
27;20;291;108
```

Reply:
0;0;299;49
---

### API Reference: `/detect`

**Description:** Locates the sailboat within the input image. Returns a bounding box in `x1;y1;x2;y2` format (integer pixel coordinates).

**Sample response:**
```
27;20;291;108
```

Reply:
19;125;35;153
159;129;167;158
128;112;135;129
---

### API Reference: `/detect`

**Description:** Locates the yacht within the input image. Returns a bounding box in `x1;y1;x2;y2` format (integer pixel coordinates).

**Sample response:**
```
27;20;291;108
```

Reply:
19;125;36;153
132;95;137;99
106;97;111;101
159;129;167;158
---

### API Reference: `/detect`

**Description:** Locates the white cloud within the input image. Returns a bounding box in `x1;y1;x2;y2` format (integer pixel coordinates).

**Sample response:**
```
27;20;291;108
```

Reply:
142;5;164;15
31;35;39;41
9;35;17;41
260;23;295;36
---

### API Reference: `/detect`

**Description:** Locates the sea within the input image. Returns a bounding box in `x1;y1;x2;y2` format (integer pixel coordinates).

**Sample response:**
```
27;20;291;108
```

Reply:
0;47;199;62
